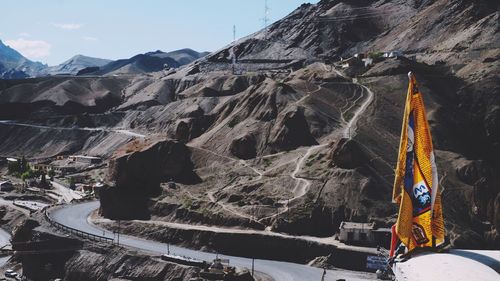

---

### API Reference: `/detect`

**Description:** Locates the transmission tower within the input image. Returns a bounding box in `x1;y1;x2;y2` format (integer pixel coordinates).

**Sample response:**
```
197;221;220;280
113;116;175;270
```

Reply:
231;25;237;74
263;0;270;39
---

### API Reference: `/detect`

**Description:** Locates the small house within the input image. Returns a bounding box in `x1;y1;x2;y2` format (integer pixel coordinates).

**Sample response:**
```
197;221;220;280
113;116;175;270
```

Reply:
339;222;376;245
0;181;14;192
69;155;102;165
67;174;87;184
32;163;51;173
53;166;77;176
354;53;366;59
339;221;392;248
362;58;374;67
384;51;403;58
6;158;19;164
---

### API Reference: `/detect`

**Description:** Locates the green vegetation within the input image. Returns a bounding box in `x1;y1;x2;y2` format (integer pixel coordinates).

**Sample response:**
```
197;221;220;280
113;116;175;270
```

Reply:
199;207;212;217
368;51;383;60
8;156;46;185
8;156;29;176
182;198;193;209
48;169;55;180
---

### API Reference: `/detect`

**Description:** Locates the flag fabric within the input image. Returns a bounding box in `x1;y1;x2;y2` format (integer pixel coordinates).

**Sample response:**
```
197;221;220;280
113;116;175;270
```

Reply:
392;72;445;252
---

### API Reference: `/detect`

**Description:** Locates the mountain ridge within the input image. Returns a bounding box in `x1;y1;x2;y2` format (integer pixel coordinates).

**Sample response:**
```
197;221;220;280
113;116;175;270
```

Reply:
0;0;498;250
0;42;210;78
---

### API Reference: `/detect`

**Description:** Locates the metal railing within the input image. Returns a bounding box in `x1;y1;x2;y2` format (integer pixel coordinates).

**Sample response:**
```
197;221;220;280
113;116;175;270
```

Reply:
44;206;114;244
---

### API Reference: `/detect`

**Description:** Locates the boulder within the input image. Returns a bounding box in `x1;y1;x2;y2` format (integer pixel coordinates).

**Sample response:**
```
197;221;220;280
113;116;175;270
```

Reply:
329;138;367;169
269;106;317;151
230;134;257;159
456;160;491;185
175;117;213;143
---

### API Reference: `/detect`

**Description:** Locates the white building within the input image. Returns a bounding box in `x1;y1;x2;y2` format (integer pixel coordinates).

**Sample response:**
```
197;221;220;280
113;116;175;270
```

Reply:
339;222;376;244
68;155;102;165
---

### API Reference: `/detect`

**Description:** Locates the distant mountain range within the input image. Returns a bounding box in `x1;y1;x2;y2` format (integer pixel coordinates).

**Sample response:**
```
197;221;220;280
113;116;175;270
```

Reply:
0;39;208;78
41;55;112;76
83;49;209;76
0;40;47;78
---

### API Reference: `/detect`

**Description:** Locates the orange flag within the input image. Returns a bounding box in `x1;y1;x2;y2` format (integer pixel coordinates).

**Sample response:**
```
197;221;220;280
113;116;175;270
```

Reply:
392;72;445;252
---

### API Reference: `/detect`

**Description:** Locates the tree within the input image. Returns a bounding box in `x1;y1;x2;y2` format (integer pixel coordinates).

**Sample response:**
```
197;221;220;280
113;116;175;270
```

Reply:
20;156;29;173
68;177;76;190
21;171;30;182
48;169;55;180
7;160;20;175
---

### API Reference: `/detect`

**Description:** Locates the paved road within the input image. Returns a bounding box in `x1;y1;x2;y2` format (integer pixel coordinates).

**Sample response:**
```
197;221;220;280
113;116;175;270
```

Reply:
50;201;376;281
50;181;83;203
0;228;11;268
0;120;145;138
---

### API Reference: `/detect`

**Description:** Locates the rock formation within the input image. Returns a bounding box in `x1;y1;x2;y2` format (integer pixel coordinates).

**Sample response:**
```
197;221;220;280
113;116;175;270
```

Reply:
99;138;199;219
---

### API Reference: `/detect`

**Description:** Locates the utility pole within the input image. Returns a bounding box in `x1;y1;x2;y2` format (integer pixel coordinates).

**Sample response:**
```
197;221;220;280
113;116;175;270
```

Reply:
252;258;255;277
321;268;326;281
167;243;170;255
117;219;121;246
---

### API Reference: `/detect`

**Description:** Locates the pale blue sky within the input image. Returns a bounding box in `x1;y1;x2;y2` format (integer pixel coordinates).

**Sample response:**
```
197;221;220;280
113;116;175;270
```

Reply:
0;0;319;66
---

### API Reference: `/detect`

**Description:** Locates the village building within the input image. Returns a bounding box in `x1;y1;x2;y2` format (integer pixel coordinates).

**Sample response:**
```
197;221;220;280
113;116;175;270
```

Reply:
32;163;51;173
68;155;102;165
338;222;392;247
6;158;19;164
52;165;77;176
0;181;14;192
339;222;376;245
66;174;88;184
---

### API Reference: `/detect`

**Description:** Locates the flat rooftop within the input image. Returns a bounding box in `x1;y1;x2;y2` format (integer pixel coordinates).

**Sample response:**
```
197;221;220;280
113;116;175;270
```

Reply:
393;250;500;281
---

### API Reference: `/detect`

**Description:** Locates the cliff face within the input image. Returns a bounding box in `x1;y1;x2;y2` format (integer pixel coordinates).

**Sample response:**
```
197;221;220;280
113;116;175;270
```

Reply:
99;138;200;220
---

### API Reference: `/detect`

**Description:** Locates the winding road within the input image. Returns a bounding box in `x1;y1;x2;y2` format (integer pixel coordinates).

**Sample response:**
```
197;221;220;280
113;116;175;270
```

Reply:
49;201;375;281
0;120;146;138
0;228;11;267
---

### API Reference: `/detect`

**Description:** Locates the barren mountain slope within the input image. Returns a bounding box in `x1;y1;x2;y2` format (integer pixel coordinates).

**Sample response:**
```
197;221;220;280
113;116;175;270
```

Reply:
0;0;498;249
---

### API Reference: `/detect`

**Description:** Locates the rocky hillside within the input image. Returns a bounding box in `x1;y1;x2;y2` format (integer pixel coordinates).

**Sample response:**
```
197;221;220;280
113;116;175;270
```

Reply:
0;0;499;250
0;40;47;78
86;49;209;76
43;55;112;76
0;42;207;78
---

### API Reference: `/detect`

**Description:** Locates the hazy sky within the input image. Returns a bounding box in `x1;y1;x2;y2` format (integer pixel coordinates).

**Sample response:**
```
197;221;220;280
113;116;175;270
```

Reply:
0;0;319;66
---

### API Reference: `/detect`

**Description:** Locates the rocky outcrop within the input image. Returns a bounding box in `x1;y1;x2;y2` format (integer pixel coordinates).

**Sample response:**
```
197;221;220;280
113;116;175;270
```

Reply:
175;116;213;143
11;218;83;281
269;106;317;151
99;139;200;219
329;138;368;169
10;215;201;281
230;134;257;159
64;248;199;281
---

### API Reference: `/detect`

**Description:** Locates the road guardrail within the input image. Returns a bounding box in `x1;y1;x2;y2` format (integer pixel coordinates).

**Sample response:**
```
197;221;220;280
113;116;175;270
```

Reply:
43;204;114;244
